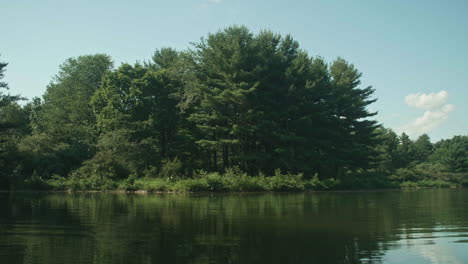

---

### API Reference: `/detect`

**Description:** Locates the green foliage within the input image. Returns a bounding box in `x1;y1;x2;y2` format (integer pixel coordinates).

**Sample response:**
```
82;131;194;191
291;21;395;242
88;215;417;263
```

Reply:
228;175;266;192
2;27;466;191
150;48;180;70
189;27;379;178
400;181;419;188
389;162;466;188
430;135;468;173
18;134;84;179
173;173;230;192
400;180;453;188
24;171;49;190
0;56;26;189
79;129;150;179
267;169;305;191
90;62;192;179
394;133;416;168
143;166;159;178
0;55;21;107
132;169;343;192
120;173;143;191
38;54;113;141
159;158;183;179
204;173;230;192
417;180;453;188
67;173;117;191
413;134;434;163
223;167;266;192
45;174;69;191
17;54;113;179
136;178;171;192
173;178;209;192
373;128;400;172
0;56;7;90
390;168;424;182
326;58;380;174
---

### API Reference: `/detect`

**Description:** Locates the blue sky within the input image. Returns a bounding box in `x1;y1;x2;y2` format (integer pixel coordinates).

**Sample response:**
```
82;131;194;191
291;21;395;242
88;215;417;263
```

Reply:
2;0;467;141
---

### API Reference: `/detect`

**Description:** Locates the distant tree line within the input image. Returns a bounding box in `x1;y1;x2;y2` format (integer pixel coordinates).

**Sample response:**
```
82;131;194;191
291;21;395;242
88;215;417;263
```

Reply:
0;26;467;190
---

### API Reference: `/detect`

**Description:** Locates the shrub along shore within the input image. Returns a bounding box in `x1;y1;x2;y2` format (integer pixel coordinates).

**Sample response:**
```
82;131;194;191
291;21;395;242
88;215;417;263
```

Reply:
21;167;465;193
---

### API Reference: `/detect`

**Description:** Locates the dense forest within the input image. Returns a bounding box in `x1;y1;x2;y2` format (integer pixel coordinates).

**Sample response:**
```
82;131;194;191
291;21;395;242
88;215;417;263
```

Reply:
1;26;467;191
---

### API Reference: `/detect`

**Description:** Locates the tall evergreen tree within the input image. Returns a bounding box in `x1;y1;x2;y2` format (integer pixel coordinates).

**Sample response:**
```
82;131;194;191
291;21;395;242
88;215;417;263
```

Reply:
0;55;21;126
413;134;433;163
0;56;27;189
395;133;415;168
190;27;380;178
373;128;400;173
190;26;260;172
323;58;380;179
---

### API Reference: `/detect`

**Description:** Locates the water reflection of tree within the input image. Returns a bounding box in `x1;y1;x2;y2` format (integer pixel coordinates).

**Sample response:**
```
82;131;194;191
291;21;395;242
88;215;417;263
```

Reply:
0;190;467;264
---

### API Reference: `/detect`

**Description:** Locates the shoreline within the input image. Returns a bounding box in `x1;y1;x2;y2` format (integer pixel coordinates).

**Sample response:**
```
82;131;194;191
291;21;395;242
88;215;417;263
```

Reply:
1;186;462;195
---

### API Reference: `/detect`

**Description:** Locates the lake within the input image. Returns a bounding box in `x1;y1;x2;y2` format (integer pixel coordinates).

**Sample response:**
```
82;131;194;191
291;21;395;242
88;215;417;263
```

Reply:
1;189;467;264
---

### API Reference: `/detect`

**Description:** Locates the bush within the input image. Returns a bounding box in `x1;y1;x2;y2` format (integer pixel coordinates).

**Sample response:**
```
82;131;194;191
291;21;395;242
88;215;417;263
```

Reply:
67;171;117;191
173;179;209;192
137;178;171;192
23;165;466;192
46;174;68;190
460;176;468;187
417;179;452;188
230;175;266;192
24;171;49;190
267;170;304;191
321;178;341;190
205;173;230;192
159;158;182;179
304;175;325;190
119;173;143;191
400;181;419;188
400;180;453;188
390;168;423;182
173;173;230;192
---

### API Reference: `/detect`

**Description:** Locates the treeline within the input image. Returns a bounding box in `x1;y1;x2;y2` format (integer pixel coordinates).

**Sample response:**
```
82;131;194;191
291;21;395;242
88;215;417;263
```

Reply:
0;26;467;191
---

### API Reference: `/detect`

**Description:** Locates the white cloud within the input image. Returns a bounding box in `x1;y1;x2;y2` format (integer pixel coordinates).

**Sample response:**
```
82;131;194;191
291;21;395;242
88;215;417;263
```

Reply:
401;91;454;137
402;105;454;136
404;90;448;110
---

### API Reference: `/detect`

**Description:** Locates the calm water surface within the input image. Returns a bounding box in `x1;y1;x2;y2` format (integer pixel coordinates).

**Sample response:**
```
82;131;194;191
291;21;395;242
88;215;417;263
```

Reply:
1;189;467;264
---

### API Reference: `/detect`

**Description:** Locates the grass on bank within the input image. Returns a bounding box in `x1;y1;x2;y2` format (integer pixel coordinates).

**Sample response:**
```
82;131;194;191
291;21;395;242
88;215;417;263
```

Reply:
20;166;467;192
26;169;342;192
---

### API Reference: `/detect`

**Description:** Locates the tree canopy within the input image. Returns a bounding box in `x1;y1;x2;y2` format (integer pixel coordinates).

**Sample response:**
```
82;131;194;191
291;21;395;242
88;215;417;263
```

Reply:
0;27;466;190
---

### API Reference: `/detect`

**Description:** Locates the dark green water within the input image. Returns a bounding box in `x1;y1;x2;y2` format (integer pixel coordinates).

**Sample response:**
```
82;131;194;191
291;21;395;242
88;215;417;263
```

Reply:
1;189;467;264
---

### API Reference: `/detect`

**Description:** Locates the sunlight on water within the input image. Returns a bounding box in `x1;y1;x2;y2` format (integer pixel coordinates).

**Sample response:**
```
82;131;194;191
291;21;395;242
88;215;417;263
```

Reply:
381;226;468;264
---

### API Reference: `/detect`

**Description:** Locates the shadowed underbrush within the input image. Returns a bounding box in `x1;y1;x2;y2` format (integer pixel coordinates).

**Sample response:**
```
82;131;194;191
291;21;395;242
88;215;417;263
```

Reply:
31;168;342;192
20;165;466;192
